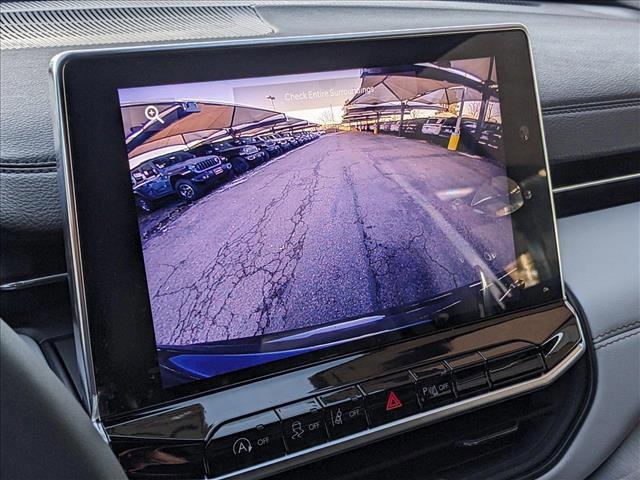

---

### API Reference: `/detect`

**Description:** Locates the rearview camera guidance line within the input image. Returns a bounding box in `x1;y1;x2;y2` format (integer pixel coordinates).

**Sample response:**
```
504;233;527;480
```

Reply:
118;57;528;388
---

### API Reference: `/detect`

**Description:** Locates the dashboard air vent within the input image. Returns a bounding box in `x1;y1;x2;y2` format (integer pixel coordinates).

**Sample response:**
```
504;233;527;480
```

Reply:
0;1;275;50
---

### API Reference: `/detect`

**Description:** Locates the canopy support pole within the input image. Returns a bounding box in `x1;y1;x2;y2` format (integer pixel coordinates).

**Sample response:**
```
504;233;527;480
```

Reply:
475;89;490;146
398;101;406;136
475;56;495;146
448;87;466;151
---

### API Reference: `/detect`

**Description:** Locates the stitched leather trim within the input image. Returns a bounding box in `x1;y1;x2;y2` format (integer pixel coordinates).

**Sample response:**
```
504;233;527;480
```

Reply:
542;98;640;115
0;162;56;167
594;328;640;351
0;167;57;174
593;320;640;343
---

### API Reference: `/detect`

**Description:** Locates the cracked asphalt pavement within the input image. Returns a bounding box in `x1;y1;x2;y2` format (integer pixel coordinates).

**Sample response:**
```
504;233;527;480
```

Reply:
141;132;515;346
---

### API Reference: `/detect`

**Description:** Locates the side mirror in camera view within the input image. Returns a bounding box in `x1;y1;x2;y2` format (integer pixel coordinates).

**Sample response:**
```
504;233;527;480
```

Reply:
471;176;524;217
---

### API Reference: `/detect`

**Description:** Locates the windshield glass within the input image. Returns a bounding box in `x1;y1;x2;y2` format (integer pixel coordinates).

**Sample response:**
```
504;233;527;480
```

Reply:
153;152;193;168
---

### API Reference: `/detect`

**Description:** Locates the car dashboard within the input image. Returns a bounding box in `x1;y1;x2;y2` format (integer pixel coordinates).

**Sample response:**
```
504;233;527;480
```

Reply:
0;2;638;480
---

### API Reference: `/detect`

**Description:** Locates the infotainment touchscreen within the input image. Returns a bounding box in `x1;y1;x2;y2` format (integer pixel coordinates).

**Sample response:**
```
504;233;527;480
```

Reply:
55;26;565;417
117;57;531;387
53;28;580;478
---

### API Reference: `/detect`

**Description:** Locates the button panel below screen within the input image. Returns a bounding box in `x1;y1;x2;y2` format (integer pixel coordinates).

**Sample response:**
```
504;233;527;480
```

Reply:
204;345;547;477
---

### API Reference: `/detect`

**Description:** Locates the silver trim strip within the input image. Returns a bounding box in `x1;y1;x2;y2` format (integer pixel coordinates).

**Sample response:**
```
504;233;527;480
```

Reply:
50;23;575;444
213;336;585;480
524;25;567;303
50;56;99;419
0;272;67;291
553;172;640;194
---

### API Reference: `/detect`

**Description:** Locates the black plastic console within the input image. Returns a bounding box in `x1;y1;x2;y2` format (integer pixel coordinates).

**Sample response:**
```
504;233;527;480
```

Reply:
101;302;586;479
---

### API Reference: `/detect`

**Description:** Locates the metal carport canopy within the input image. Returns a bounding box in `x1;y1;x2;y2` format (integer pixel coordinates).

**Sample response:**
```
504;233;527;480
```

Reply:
121;102;183;147
243;117;319;136
128;130;232;170
127;101;288;167
343;101;444;120
346;63;487;107
343;61;497;135
137;102;287;142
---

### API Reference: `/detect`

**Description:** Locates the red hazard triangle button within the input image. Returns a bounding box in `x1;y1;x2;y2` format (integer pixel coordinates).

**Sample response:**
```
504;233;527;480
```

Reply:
385;390;403;411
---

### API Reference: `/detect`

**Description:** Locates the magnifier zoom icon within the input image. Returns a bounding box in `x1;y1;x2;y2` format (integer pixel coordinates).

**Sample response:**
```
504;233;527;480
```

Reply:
144;105;164;124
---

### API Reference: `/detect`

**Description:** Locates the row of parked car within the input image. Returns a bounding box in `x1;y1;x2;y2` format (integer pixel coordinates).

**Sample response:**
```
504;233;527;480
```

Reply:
358;116;502;157
130;131;322;212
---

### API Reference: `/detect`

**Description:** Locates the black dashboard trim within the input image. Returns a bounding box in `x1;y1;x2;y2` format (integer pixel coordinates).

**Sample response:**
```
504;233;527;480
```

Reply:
100;302;585;480
52;24;566;420
554;177;640;218
550;151;640;189
521;288;597;480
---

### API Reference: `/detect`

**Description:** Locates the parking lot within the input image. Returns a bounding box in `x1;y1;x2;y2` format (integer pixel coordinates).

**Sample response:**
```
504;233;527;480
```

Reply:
142;131;515;346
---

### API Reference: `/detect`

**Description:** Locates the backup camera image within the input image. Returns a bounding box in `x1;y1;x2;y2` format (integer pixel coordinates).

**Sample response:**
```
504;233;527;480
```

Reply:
119;57;525;387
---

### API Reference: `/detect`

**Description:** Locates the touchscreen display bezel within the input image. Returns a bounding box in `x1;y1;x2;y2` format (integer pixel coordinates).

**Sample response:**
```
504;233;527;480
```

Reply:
52;25;563;419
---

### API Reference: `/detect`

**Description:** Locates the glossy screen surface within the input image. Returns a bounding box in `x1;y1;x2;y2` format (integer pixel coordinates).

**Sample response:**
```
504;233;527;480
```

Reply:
118;58;529;388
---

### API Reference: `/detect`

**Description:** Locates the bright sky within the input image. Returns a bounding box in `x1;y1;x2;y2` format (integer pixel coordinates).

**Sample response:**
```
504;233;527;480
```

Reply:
118;58;499;125
118;68;364;124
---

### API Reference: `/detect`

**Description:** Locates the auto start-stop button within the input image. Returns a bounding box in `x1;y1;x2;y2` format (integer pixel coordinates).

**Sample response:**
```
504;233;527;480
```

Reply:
206;411;284;477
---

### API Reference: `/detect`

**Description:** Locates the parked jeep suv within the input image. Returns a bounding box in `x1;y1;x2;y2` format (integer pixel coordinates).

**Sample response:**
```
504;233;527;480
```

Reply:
260;133;295;152
130;151;232;212
232;137;282;160
193;141;267;173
